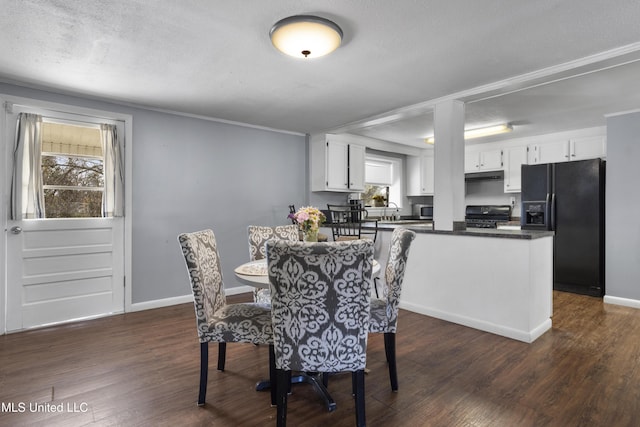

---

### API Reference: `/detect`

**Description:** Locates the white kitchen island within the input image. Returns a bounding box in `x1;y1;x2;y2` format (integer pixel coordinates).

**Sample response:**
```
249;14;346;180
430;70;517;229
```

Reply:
375;225;554;343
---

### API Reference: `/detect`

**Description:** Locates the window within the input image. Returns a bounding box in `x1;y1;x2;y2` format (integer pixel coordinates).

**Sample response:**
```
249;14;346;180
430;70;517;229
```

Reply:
41;122;104;218
363;154;401;208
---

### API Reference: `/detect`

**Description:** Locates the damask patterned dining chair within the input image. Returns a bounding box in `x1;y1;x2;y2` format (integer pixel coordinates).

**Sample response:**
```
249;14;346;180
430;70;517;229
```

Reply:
247;224;299;304
178;229;275;406
266;239;374;427
368;227;416;392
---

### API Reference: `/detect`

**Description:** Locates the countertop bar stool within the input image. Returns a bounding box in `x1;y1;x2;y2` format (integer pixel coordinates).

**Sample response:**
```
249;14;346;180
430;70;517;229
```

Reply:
327;204;365;241
247;224;299;304
327;204;381;297
178;229;275;407
327;204;378;242
267;239;374;427
368;227;416;392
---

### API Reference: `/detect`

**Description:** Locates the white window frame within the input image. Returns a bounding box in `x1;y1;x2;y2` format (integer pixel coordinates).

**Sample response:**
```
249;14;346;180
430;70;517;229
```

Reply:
41;121;106;218
365;153;403;212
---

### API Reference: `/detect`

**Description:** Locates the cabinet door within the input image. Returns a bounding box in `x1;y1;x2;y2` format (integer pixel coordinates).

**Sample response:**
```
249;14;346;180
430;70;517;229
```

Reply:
532;141;570;164
407;154;434;195
421;154;435;194
479;148;503;171
570;136;605;161
348;144;365;191
407;156;422;196
326;140;349;190
465;151;479;172
503;146;527;193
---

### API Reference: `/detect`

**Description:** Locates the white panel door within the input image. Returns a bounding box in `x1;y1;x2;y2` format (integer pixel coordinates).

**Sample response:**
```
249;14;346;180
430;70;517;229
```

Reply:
3;100;126;332
6;217;124;331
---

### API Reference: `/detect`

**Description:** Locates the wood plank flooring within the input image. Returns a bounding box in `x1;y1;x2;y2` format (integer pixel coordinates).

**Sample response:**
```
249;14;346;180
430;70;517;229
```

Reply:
2;291;640;426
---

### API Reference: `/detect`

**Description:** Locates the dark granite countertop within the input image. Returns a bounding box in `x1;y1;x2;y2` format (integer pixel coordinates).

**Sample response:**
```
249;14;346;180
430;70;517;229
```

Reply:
367;221;554;240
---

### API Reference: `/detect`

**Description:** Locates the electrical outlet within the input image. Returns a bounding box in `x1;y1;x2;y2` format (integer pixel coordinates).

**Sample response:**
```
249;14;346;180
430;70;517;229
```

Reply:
509;196;516;207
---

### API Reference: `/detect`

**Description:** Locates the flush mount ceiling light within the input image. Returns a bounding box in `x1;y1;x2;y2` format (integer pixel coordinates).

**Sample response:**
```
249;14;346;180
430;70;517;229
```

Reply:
424;123;513;144
270;15;343;58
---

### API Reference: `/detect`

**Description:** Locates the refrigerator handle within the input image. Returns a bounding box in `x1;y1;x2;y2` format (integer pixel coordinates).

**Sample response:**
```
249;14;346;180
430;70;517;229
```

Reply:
549;193;556;231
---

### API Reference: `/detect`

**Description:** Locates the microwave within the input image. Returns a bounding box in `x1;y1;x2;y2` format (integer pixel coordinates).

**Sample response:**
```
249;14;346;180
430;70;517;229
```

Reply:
413;204;433;220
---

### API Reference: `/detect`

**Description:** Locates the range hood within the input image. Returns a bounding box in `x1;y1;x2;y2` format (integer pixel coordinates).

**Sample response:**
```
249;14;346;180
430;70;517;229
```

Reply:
465;170;504;181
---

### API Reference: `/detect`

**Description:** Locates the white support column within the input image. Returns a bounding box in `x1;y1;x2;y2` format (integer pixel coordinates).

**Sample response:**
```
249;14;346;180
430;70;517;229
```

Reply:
433;100;465;231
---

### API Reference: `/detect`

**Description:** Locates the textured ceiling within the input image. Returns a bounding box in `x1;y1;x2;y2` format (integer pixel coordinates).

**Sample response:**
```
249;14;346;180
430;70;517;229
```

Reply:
2;0;640;144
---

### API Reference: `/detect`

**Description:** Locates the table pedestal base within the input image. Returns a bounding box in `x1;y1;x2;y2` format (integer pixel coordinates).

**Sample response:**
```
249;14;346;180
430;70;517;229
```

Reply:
256;372;336;412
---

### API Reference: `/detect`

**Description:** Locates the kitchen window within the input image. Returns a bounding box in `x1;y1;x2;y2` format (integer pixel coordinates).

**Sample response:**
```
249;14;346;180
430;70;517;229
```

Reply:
363;154;401;208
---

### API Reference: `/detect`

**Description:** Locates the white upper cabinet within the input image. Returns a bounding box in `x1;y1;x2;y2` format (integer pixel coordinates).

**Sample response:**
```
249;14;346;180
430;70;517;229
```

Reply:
569;135;606;161
347;143;366;190
325;139;349;190
310;135;365;192
528;140;569;163
503;145;528;193
528;136;606;164
465;147;503;172
407;153;434;196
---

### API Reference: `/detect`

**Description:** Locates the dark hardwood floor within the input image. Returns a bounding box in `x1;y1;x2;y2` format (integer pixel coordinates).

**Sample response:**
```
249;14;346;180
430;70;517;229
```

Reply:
1;291;640;426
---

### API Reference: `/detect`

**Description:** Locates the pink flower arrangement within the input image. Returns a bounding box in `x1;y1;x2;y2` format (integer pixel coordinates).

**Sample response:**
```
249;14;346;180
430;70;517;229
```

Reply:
288;206;326;233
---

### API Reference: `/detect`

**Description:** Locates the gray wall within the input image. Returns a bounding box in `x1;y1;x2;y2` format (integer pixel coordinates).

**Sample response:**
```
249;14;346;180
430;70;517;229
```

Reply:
606;111;640;300
0;83;307;304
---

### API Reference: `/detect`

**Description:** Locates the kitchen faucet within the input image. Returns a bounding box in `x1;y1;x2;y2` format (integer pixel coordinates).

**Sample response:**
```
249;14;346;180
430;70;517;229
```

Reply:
383;202;400;221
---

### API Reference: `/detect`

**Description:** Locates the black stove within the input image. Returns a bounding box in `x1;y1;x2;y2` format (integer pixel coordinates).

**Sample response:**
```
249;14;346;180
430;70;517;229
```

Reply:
465;205;511;229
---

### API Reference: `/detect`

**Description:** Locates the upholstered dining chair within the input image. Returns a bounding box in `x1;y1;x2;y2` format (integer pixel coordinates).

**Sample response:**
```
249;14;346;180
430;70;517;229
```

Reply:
266;239;374;427
247;224;299;304
178;229;275;406
368;227;416;392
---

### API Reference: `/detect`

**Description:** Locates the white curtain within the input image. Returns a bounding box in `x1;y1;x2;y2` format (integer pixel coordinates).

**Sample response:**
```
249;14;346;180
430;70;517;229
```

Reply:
100;123;124;217
11;113;44;219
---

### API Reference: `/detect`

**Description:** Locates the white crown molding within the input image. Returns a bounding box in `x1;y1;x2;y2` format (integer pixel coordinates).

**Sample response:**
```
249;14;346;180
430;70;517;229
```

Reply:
331;42;640;135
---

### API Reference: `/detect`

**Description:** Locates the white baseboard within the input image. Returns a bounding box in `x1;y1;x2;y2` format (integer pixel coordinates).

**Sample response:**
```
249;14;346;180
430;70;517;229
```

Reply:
128;285;254;312
129;294;193;312
604;295;640;309
399;301;551;344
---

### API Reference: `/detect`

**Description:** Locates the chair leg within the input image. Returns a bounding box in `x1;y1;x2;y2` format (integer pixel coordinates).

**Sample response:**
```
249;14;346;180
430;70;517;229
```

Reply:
353;370;366;427
276;369;291;427
384;333;398;391
373;278;380;298
217;342;226;371
198;342;208;406
269;344;277;406
352;371;356;396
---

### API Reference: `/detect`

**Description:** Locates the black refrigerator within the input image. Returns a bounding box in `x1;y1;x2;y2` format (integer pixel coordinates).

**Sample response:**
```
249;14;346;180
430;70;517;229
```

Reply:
520;158;605;297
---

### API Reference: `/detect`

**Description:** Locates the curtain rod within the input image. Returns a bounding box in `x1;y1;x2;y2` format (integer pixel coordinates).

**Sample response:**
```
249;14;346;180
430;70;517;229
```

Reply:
4;101;125;125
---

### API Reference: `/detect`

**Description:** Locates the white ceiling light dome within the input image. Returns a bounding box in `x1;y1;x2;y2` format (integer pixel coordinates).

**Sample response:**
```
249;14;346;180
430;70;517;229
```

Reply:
270;15;343;59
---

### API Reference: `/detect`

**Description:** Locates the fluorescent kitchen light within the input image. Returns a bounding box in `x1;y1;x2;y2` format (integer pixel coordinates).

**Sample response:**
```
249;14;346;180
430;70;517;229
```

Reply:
425;123;513;144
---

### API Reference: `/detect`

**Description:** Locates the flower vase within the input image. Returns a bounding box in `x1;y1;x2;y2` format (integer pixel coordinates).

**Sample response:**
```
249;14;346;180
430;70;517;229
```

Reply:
304;229;319;242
